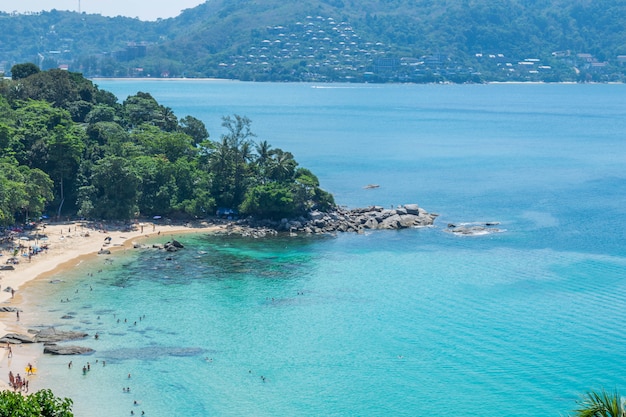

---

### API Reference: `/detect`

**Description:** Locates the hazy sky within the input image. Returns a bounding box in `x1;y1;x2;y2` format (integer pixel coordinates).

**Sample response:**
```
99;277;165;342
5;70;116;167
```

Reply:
0;0;207;21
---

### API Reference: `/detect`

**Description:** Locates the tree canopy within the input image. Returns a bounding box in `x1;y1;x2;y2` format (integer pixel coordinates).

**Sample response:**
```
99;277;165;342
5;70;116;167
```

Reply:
0;389;73;417
0;66;334;225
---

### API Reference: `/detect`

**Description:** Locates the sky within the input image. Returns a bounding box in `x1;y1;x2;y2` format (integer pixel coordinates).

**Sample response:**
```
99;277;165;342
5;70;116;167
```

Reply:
0;0;207;21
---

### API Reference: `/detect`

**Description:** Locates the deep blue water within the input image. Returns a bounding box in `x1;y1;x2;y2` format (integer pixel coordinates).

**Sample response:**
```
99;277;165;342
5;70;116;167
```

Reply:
22;81;626;416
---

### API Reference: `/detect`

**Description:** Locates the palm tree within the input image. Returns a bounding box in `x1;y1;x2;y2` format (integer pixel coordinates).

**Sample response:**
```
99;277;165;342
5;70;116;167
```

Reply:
573;388;625;417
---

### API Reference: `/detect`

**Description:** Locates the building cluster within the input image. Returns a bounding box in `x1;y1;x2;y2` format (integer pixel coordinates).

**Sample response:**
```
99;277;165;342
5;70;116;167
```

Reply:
222;15;392;80
216;14;625;82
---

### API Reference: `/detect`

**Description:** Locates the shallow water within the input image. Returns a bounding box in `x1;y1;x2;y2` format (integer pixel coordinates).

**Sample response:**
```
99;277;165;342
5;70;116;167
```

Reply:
19;81;626;416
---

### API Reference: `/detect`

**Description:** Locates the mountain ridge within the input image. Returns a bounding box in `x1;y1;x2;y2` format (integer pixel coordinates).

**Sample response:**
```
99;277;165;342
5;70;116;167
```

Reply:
1;0;625;82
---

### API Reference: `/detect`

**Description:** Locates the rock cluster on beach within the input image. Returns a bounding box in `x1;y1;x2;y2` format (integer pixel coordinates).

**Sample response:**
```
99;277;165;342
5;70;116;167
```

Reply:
0;327;93;355
220;203;438;237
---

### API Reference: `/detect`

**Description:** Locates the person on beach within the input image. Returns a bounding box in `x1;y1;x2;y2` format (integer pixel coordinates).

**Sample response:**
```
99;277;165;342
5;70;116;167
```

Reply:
68;361;72;369
7;345;12;358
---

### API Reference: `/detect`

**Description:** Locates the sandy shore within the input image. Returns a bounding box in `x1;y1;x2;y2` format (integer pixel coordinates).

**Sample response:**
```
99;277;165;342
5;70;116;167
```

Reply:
0;220;223;392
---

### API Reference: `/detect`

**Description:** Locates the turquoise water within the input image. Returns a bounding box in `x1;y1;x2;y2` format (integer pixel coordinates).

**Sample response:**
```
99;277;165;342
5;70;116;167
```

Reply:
22;82;626;416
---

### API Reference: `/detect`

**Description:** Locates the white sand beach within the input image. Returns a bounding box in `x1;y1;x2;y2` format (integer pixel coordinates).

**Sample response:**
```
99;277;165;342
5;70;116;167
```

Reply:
0;220;224;392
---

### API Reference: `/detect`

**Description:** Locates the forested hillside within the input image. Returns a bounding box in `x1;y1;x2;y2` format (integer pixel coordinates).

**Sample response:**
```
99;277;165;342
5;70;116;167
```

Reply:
0;65;334;224
1;0;626;82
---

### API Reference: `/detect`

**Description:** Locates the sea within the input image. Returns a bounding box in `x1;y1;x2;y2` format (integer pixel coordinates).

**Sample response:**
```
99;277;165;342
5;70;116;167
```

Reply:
19;81;626;417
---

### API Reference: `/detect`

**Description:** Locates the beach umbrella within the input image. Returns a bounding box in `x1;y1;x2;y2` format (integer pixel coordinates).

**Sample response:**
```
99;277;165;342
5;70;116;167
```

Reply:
19;236;30;241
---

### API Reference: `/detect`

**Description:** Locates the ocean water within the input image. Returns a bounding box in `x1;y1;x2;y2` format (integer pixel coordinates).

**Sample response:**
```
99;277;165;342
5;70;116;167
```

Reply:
20;81;626;417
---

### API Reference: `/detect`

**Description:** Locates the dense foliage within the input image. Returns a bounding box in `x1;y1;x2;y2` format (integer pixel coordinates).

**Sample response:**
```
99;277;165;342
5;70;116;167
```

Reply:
0;389;73;417
0;66;334;225
1;0;626;82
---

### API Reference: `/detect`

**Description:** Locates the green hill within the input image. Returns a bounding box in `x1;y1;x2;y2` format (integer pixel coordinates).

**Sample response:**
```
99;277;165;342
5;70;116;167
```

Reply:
1;0;626;82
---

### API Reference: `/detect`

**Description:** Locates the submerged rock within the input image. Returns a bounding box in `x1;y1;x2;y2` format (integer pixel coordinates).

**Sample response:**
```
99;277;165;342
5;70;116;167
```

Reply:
445;222;503;236
43;344;94;355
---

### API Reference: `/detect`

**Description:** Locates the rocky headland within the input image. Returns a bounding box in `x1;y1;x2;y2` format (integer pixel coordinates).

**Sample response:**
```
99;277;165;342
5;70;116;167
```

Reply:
219;203;438;237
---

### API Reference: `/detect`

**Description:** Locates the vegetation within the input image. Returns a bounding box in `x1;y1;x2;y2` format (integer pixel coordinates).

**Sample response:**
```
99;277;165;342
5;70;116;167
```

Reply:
1;0;626;82
0;66;334;225
0;389;73;416
572;388;626;417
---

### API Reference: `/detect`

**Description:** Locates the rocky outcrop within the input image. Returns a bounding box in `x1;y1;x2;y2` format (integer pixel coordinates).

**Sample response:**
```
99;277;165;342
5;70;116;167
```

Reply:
0;333;35;344
164;240;184;252
43;344;94;355
32;327;89;343
0;327;89;345
220;204;438;236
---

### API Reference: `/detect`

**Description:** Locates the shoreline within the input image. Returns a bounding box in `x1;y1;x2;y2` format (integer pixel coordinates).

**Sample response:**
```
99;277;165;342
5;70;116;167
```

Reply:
0;220;224;393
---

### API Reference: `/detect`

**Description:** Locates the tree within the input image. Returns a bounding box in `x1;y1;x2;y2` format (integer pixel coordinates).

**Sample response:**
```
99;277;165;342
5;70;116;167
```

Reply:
0;160;54;224
208;115;256;209
0;388;73;416
266;148;297;182
11;63;40;80
78;156;139;220
240;182;296;220
46;124;86;216
178;115;209;145
123;92;178;131
573;388;626;417
131;125;195;162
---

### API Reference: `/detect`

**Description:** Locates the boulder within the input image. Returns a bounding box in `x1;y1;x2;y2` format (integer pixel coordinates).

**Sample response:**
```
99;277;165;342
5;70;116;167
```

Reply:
170;240;184;249
380;214;402;229
395;207;408;215
32;327;88;343
0;333;35;344
43;344;94;355
363;218;379;229
404;204;421;215
308;211;325;221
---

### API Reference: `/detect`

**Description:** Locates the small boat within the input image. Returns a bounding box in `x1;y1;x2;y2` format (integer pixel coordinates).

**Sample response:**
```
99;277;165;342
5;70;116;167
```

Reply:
363;184;380;189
